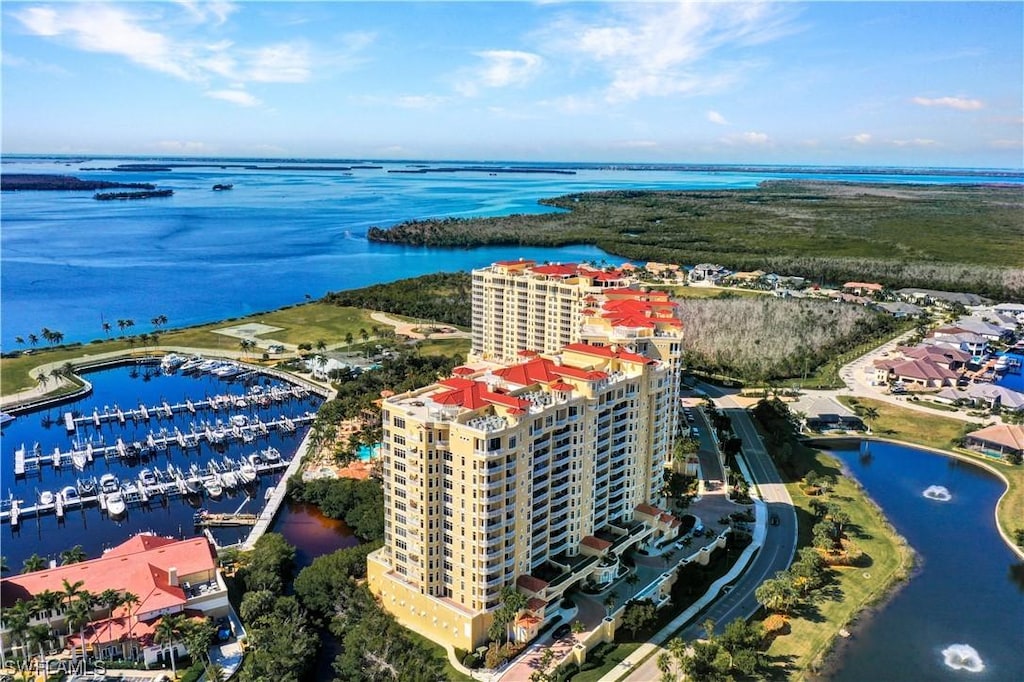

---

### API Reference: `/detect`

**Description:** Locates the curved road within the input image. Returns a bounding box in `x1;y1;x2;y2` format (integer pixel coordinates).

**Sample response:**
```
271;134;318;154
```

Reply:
621;395;797;681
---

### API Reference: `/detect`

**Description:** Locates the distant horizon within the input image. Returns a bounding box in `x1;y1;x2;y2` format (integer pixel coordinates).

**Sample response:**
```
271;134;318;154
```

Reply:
4;153;1023;173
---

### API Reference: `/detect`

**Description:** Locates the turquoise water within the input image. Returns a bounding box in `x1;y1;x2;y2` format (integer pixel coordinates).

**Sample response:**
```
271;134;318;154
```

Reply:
3;156;1019;349
356;443;380;461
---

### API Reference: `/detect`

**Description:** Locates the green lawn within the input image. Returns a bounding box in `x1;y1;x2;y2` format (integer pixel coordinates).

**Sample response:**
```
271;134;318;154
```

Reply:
569;642;642;682
662;285;767;299
1;303;441;399
415;337;471;358
403;629;475;682
761;445;914;679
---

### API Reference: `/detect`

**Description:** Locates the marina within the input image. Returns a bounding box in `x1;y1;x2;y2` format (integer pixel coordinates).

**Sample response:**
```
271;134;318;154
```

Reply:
0;359;324;569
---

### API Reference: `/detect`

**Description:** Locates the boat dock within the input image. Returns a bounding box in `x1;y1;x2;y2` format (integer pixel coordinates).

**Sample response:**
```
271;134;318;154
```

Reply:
194;511;259;527
64;385;309;433
14;411;315;474
0;458;290;524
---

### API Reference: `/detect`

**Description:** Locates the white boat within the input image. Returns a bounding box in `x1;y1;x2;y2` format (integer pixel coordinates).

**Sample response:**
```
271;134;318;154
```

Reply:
184;475;202;495
0;412;14;427
262;446;281;463
106;491;126;517
160;353;185;371
994;356;1009;372
61;485;79;501
237;462;257;484
99;473;119;493
248;452;264;467
230;414;249;427
78;477;96;495
72;450;88;471
203;476;224;498
39;490;55;506
139;468;157;486
220;470;238;489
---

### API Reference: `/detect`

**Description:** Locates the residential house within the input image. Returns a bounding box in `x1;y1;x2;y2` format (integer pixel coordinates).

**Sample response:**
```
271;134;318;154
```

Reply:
688;263;730;285
0;534;230;667
874;301;925;319
964;424;1024;459
894;288;989;308
843;282;884;297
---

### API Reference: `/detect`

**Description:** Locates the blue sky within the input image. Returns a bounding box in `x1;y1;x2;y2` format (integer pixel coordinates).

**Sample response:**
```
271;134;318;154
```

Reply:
2;1;1021;167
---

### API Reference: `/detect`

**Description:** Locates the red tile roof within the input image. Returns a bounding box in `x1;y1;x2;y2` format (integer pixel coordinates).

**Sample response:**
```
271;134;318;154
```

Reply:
549;381;575;392
581;535;612;551
966;424;1024;452
517;575;549;594
526;597;547;612
531;263;580;277
432;378;531;411
635;503;661;516
1;535;216;613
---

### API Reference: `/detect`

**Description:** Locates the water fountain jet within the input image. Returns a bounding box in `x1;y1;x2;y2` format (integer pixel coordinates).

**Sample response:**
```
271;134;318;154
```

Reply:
941;644;984;672
922;485;952;502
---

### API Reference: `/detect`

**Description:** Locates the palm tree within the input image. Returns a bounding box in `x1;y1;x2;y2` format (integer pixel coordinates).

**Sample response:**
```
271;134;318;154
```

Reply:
124;319;135;336
22;553;47;573
182;618;214;675
315;339;327;352
97;589;123;657
27;623;53;662
102;322;112;338
861;406;879;433
5;599;34;660
28;333;38;347
14;336;25;347
154;613;186;678
625;571;640;597
36;372;49;389
603;590;620;617
33;588;63;635
61;578;86;613
52;331;64;346
157;314;168;329
121;592;141;661
117;319;127;337
344;332;354;345
66;592;95;666
60;545;87;565
359;328;369;342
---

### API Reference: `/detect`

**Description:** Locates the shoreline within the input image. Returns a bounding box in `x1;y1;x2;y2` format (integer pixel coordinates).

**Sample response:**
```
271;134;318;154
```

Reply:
807;454;918;681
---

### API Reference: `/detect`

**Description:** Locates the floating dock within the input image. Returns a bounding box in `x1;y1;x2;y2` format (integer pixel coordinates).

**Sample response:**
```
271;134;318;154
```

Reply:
14;411;315;474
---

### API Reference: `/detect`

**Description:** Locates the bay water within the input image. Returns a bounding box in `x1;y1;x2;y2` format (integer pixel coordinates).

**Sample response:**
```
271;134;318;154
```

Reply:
3;156;1019;349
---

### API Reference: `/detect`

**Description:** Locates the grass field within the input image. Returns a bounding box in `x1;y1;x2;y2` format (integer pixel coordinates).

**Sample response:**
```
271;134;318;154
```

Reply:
663;285;767;299
3;303;417;398
838;396;1024;555
761;444;914;679
404;630;474;682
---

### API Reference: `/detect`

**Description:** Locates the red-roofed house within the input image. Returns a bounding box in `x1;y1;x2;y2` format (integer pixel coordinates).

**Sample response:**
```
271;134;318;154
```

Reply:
965;424;1024;460
1;534;229;666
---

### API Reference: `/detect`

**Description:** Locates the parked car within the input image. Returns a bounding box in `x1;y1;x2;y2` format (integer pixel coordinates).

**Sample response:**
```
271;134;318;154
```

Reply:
553;623;571;639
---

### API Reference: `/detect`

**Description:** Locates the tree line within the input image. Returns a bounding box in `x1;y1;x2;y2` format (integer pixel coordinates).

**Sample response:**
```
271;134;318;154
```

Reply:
366;184;1024;301
323;272;473;327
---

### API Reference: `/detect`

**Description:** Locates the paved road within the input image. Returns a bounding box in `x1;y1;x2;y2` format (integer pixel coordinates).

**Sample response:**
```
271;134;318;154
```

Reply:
621;397;797;682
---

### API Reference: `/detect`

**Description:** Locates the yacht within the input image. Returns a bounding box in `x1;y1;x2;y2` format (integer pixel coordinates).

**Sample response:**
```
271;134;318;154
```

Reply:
179;357;204;373
138;468;157;486
106;491;126;517
262;446;281;463
203;476;224;498
220;470;239;489
237;461;257;484
99;473;119;494
248;452;264;467
160;353;185;372
72;450;88;471
994;355;1009;373
78;477;96;495
61;485;80;501
230;414;249;427
39;490;55;506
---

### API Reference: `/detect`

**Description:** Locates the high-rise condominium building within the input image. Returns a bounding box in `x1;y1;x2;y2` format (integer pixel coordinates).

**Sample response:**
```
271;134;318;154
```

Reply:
366;343;679;651
471;259;686;436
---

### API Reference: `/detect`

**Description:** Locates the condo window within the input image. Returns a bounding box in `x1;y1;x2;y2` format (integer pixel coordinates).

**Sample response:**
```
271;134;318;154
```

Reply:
394;417;405;429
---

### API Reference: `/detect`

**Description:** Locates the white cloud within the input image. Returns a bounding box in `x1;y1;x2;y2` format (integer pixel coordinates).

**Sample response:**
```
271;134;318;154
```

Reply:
148;140;213;154
891;138;937;147
456;50;543;96
15;4;194;80
990;139;1022;149
1;50;69;76
244;43;310;83
912;96;983;111
852;133;872;144
12;3;316;94
206;89;260;107
544;2;799;102
722;131;771;146
394;95;447;110
706;110;729;126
